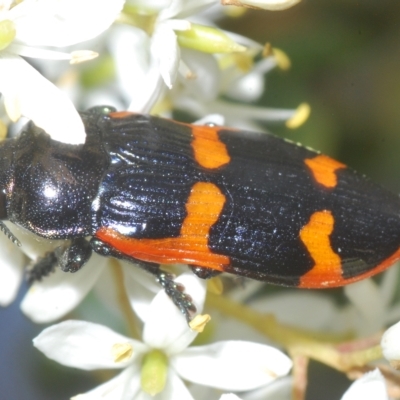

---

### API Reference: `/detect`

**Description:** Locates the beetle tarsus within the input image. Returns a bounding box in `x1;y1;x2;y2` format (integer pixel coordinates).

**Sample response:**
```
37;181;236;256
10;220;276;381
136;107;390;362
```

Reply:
156;271;197;322
27;251;59;283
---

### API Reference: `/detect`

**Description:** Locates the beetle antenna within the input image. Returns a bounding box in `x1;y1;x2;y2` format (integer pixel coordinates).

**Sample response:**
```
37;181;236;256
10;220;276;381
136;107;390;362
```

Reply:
0;221;21;247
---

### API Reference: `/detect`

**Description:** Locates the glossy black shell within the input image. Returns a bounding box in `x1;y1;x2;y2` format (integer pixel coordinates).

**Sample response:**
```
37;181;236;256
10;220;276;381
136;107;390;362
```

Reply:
1;108;400;287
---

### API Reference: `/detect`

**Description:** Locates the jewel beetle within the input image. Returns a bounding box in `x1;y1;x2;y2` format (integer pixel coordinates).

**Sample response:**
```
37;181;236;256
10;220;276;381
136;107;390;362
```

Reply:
1;106;400;320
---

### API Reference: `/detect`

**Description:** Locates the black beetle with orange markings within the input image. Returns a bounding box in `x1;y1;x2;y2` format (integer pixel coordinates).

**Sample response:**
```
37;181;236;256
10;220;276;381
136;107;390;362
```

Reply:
1;105;400;320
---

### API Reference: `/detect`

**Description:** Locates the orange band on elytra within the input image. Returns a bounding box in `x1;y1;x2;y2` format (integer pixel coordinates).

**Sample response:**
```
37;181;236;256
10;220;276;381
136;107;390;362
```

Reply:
304;154;346;188
299;210;400;288
191;125;230;169
299;210;343;288
96;182;230;271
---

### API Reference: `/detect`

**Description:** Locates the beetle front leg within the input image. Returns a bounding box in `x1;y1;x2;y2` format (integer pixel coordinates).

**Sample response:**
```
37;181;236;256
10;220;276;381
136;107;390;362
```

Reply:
27;237;92;282
57;237;92;273
27;251;59;283
90;237;197;321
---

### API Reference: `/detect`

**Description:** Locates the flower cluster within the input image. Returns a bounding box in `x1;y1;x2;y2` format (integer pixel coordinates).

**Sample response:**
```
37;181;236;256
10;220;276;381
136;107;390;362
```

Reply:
1;1;399;400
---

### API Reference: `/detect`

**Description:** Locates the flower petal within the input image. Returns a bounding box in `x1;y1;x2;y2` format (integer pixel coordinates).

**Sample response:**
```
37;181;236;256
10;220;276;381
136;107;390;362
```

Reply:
128;69;165;113
379;267;399;309
172;0;216;19
340;369;388;400
224;69;264;103
0;0;12;14
0;54;85;144
157;0;184;21
151;23;180;89
344;279;385;335
21;254;107;323
4;221;64;260
0;232;26;306
71;365;141;400
33;320;146;370
121;261;162;322
240;376;292;400
155;369;194;400
109;26;165;113
250;291;337;331
220;0;301;11
12;0;125;47
143;273;207;354
381;320;400;368
219;395;243;400
7;43;71;60
178;48;220;102
172;341;292;391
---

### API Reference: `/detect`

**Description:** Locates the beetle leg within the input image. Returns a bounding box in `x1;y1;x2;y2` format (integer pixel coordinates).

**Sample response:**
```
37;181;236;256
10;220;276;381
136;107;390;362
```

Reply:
190;265;221;279
57;237;92;273
90;237;197;321
27;238;93;283
27;251;58;283
156;270;197;321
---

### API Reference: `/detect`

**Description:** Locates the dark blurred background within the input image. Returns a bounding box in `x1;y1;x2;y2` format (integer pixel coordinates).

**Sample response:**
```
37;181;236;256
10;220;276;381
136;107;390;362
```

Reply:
1;1;400;399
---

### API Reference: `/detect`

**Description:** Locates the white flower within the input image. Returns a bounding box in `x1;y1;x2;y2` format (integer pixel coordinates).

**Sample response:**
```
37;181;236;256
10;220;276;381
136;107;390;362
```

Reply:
381;319;400;369
21;254;109;323
219;395;243;400
110;0;237;112
110;1;308;130
0;216;162;323
239;376;292;400
341;270;399;336
171;48;309;131
0;222;103;320
19;246;163;323
0;0;124;144
228;266;400;339
340;369;388;400
33;273;292;399
220;0;301;11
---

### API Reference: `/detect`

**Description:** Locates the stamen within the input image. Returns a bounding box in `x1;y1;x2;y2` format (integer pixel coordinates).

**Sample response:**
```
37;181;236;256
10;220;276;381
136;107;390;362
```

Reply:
190;314;211;332
286;102;311;129
272;47;291;70
111;342;133;363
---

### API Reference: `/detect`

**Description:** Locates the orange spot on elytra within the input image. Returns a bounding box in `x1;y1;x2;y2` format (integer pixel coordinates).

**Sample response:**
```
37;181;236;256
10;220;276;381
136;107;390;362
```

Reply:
299;211;400;288
304;154;346;188
299;210;343;287
96;182;229;271
109;111;135;119
191;125;230;169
